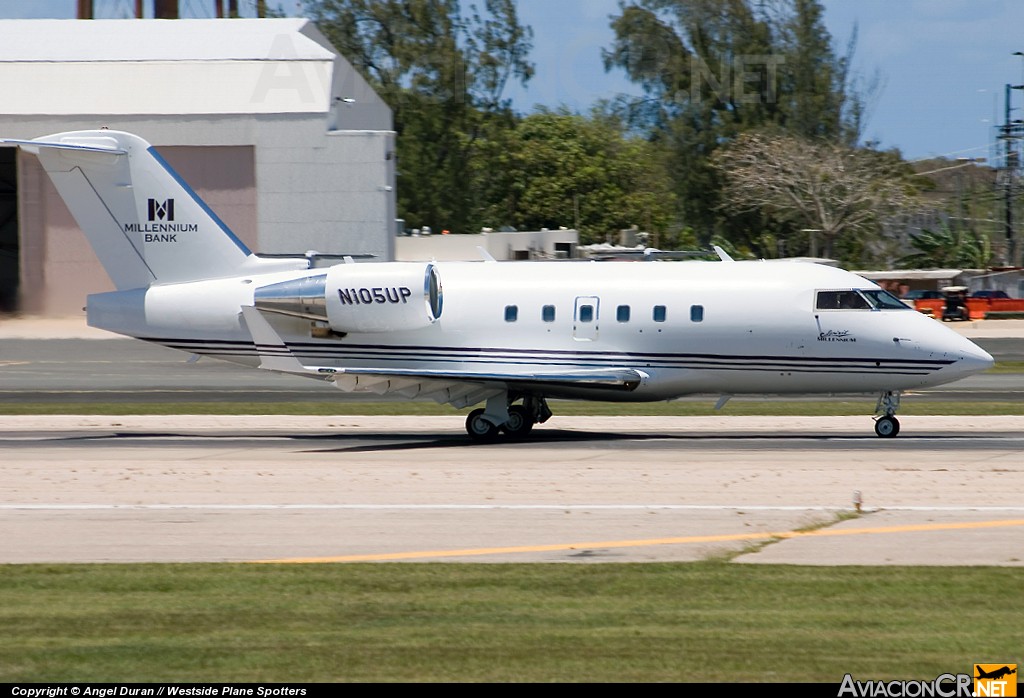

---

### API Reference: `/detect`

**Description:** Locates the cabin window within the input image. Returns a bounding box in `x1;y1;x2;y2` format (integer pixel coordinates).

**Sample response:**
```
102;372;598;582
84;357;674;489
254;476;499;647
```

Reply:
690;305;704;322
816;290;871;310
579;304;594;323
542;305;556;322
653;305;667;322
505;305;518;322
617;305;630;322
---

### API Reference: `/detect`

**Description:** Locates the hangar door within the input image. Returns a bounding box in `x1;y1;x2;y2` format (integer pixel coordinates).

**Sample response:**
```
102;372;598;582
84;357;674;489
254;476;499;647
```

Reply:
0;147;16;312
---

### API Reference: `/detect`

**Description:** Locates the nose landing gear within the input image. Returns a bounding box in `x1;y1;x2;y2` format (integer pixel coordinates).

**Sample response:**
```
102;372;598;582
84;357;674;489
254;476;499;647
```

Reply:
873;390;901;438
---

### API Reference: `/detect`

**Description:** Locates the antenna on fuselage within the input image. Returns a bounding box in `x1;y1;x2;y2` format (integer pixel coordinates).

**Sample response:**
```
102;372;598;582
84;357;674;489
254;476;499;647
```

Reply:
713;246;734;262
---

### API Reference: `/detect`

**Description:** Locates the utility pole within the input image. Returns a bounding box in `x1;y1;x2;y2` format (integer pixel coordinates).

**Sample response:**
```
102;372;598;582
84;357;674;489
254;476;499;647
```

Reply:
1001;83;1024;266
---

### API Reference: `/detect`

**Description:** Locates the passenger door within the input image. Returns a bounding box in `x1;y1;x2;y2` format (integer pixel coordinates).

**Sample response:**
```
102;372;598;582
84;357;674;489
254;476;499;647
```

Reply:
573;296;599;341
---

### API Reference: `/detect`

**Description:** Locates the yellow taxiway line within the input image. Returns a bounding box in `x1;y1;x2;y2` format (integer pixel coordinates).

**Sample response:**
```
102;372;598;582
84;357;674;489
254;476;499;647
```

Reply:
254;518;1024;564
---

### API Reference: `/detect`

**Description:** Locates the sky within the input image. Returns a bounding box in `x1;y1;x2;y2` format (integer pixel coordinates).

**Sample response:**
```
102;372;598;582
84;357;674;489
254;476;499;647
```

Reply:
1;0;1023;162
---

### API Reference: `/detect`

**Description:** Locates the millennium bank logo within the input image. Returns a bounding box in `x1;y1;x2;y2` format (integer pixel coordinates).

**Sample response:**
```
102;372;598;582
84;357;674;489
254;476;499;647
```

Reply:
148;197;174;222
124;198;197;241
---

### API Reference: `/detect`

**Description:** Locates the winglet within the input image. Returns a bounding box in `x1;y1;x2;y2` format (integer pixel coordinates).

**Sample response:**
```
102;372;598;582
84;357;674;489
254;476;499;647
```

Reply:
239;306;337;379
713;246;734;262
240;306;307;373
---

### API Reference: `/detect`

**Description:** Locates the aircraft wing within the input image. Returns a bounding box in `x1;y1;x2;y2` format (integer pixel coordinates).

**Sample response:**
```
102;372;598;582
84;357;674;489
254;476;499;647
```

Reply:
328;367;644;408
239;307;646;407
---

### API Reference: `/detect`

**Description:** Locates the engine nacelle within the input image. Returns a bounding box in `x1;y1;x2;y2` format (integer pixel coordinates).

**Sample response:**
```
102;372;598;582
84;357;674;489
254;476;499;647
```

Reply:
254;263;443;334
326;262;442;333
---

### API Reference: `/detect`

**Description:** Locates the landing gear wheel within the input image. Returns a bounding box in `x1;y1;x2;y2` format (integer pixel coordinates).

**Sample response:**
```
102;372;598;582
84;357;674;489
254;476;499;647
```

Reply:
466;408;500;443
874;416;900;438
501;405;535;439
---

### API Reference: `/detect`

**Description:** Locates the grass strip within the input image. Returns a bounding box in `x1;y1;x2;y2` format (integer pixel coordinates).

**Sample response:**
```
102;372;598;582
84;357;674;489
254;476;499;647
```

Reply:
0;562;1018;683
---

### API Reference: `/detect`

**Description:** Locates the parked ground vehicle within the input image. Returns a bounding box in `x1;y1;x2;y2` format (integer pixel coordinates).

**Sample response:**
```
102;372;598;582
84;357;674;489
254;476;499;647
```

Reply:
941;286;970;321
970;290;1011;299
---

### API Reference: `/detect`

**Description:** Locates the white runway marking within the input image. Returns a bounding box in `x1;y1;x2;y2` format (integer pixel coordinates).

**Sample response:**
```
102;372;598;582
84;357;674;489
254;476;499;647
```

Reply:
5;503;1024;512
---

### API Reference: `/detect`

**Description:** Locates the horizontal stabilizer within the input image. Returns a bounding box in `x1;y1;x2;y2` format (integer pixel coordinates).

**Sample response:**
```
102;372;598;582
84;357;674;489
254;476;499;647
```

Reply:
0;137;126;155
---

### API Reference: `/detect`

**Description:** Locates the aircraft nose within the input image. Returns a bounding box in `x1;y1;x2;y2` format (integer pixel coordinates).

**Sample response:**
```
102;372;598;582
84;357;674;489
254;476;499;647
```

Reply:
941;337;994;380
960;342;995;373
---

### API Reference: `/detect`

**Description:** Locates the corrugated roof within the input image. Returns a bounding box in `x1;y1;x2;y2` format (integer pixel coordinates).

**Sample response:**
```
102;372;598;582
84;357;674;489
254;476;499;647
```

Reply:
0;18;334;62
0;18;374;116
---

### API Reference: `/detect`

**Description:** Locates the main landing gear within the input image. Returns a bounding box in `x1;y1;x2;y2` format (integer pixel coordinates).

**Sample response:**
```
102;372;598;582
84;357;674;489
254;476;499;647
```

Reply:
465;394;552;442
873;390;901;438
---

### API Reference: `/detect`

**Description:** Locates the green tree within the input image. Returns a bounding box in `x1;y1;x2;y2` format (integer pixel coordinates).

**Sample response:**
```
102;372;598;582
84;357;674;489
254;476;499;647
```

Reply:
308;0;533;233
765;0;874;143
900;223;992;269
473;108;677;245
603;0;871;242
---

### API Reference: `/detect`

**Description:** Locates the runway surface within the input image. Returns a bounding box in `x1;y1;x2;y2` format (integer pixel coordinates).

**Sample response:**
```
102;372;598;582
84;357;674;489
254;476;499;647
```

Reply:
3;415;1023;566
1;337;1023;402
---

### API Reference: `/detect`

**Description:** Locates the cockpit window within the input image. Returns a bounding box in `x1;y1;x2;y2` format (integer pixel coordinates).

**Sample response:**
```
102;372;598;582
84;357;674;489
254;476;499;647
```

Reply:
816;289;911;311
861;290;911;310
816;290;871;310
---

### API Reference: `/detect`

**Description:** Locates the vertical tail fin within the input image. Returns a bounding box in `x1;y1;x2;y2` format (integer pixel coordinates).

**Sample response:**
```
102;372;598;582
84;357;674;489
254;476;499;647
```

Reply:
5;130;252;289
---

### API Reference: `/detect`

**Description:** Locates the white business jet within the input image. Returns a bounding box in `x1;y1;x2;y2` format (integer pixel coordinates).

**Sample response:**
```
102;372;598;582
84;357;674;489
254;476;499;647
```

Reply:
3;130;994;441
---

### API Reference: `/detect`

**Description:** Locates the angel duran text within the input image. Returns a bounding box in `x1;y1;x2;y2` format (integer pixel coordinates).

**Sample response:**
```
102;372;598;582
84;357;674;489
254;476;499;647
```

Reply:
165;689;306;696
11;688;306;697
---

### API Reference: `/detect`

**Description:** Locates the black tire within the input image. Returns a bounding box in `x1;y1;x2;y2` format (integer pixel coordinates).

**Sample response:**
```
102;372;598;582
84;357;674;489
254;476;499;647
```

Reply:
874;416;900;438
466;408;500;443
501;405;535;439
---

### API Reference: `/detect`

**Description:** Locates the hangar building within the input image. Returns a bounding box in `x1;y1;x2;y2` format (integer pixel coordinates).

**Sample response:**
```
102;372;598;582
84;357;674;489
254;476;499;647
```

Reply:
0;18;395;314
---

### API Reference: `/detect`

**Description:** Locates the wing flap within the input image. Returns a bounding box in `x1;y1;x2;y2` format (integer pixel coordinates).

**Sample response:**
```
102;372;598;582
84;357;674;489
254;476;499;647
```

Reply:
335;366;645;390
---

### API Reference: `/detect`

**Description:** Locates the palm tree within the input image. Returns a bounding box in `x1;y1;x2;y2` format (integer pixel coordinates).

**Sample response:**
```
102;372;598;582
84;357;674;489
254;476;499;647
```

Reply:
900;223;991;268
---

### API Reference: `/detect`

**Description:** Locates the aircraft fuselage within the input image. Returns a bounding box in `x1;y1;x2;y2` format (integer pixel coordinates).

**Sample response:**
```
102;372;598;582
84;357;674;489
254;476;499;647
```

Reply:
86;258;992;402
